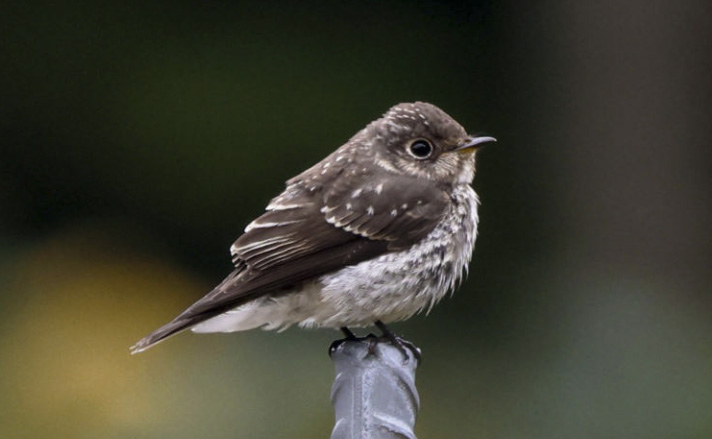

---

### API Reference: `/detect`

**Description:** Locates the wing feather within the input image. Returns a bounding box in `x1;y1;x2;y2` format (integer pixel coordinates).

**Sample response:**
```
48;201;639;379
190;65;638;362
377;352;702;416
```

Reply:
191;172;449;316
131;168;452;353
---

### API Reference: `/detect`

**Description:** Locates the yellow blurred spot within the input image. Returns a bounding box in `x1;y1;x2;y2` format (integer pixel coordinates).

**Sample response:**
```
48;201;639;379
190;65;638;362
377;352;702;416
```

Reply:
0;225;207;437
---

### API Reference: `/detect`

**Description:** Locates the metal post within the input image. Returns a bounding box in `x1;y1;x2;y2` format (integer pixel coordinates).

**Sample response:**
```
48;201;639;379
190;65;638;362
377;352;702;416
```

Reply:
329;339;420;439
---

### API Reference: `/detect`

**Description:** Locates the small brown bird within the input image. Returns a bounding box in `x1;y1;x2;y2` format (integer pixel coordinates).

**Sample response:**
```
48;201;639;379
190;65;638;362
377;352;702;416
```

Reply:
131;102;495;354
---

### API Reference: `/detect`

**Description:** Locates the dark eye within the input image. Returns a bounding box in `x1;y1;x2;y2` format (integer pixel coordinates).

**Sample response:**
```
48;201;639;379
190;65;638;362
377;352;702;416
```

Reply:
408;140;433;159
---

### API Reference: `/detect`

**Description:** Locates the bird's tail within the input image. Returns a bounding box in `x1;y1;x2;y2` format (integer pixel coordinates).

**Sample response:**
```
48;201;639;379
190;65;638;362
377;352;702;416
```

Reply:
130;318;197;355
130;268;247;354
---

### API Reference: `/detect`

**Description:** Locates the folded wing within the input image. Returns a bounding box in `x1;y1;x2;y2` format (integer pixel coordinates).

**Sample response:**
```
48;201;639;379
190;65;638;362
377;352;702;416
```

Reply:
130;169;449;353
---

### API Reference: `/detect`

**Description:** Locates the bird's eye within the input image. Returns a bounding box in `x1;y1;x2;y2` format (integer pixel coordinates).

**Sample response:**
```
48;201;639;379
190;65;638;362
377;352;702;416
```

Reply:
408;140;433;159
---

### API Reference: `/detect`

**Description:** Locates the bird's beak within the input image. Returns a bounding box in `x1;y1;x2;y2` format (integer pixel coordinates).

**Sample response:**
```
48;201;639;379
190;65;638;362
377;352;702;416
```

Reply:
451;135;497;154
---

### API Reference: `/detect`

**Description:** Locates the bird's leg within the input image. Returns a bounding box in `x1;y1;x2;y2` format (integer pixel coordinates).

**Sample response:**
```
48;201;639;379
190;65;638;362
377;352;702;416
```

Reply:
374;320;396;339
375;320;421;362
340;326;357;339
329;326;361;357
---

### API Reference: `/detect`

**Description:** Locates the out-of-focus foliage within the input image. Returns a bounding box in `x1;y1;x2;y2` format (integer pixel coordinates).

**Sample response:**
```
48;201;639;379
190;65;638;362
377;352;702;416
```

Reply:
1;1;710;438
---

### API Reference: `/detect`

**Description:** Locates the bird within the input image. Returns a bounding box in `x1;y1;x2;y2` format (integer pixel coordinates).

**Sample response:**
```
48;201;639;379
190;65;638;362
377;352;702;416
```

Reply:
130;101;495;354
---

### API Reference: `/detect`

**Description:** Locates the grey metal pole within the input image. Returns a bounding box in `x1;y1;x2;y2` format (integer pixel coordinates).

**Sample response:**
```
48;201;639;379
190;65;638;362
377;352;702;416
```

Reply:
329;339;420;439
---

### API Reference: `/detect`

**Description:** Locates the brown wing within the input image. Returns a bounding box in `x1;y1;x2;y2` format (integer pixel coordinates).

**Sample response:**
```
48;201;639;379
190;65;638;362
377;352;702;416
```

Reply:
130;169;449;353
321;172;449;250
181;172;448;314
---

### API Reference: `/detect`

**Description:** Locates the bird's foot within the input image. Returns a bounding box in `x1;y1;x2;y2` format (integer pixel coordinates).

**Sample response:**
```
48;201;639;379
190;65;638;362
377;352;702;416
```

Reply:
328;327;361;355
375;321;421;363
329;323;420;363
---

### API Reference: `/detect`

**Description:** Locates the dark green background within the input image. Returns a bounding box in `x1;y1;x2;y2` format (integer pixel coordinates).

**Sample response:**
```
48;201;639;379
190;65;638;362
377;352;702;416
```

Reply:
2;1;711;438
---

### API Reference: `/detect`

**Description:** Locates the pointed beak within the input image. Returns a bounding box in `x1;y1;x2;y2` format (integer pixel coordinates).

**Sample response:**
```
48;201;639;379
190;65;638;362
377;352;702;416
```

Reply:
452;135;497;154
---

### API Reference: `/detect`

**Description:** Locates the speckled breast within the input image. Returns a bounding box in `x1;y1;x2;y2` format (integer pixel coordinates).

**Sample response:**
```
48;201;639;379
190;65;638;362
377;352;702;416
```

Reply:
317;184;479;326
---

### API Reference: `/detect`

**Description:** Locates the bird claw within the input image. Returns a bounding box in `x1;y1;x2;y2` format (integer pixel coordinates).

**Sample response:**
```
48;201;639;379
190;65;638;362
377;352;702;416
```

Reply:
387;335;421;363
375;320;421;362
329;323;420;363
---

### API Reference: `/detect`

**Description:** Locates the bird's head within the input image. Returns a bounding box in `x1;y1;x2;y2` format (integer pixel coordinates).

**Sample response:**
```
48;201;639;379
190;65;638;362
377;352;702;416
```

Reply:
367;102;495;185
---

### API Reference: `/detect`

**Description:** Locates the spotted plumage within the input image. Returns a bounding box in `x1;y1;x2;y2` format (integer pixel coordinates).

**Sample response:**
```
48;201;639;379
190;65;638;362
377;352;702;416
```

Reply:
130;102;495;354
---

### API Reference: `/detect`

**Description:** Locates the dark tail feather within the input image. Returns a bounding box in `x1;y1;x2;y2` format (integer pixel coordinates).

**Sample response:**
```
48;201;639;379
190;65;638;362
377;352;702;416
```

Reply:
130;318;197;355
130;268;246;354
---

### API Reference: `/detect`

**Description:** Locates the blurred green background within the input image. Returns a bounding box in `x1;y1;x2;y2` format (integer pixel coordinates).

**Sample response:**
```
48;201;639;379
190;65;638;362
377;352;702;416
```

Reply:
1;1;711;438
